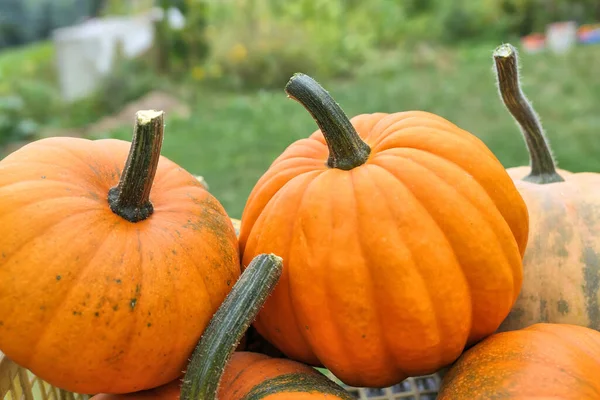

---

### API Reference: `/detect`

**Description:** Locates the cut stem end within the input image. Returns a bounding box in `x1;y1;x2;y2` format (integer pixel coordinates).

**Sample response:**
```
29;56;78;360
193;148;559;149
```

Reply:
108;109;165;222
493;43;564;184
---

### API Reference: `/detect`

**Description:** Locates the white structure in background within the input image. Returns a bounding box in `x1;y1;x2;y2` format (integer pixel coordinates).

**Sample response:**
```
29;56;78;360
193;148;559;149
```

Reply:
546;21;578;54
52;7;185;102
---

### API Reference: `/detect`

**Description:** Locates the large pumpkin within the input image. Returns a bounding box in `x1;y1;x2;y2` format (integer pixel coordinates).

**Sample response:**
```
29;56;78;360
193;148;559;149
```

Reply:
0;111;240;394
238;73;529;387
438;323;600;399
493;43;600;332
91;254;353;400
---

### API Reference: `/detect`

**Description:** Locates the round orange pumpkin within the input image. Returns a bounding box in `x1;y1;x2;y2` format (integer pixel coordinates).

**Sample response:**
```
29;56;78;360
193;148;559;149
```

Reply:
438;323;600;399
238;74;529;387
91;254;352;400
492;44;600;332
0;111;240;394
92;353;353;400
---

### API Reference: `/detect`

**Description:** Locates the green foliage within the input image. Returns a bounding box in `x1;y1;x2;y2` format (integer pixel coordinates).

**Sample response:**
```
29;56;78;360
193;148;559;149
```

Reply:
0;41;60;145
0;40;163;145
0;96;38;146
200;0;374;89
152;0;210;76
92;51;164;116
185;0;600;89
0;42;55;90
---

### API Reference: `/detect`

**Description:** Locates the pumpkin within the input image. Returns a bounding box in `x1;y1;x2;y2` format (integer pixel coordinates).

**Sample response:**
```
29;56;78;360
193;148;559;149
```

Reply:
91;254;353;400
492;43;600;332
238;73;529;387
438;323;600;399
92;352;354;400
0;110;240;394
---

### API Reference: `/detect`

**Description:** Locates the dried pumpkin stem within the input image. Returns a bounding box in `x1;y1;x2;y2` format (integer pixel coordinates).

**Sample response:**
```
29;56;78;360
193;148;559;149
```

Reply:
180;253;283;400
108;110;164;222
493;43;564;184
285;73;371;170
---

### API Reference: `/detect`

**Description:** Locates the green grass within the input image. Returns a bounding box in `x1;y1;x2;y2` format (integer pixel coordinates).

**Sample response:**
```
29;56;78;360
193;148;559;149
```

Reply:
99;43;600;217
0;41;55;93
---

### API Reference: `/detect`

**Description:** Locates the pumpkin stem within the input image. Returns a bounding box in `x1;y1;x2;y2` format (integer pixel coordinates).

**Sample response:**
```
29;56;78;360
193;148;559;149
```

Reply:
108;110;164;222
493;44;564;184
180;254;283;400
285;73;371;170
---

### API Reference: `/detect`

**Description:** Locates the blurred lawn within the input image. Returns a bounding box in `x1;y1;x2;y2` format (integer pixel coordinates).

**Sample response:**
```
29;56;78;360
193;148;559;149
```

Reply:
0;42;55;92
96;43;600;217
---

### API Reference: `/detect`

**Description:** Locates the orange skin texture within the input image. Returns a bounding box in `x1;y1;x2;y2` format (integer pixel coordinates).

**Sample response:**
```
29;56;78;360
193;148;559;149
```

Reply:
239;111;529;387
0;137;240;394
438;323;600;399
90;352;349;400
499;167;600;332
219;352;349;399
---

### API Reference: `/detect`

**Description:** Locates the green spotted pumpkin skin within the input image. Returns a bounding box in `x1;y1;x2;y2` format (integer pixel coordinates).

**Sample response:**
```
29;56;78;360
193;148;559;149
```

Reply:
219;352;354;400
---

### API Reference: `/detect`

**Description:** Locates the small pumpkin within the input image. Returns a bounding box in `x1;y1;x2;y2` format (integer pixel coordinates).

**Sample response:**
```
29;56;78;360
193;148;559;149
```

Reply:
91;254;353;400
0;111;240;394
492;44;600;332
438;323;600;399
238;73;529;387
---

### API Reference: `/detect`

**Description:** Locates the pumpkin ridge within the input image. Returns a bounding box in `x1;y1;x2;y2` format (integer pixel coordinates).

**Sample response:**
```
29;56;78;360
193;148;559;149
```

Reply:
269;138;326;165
372;126;496;166
400;147;523;272
0;171;97;192
0;190;102;212
346;112;391;147
354;165;419;377
349;169;396;374
285;171;332;362
0;206;100;270
30;138;107;175
300;171;355;366
239;372;354;400
532;327;600;373
370;156;517;340
368;162;455;371
239;169;323;251
164;222;217;315
374;148;521;268
579;236;600;331
27;217;118;367
248;172;321;362
222;355;272;395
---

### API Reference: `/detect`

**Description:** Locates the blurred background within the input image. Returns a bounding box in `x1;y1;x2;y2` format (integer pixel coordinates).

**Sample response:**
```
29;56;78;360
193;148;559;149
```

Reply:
1;0;599;217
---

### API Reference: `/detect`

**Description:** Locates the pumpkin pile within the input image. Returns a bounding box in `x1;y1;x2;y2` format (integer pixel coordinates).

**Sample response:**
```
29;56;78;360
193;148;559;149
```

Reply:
0;41;598;400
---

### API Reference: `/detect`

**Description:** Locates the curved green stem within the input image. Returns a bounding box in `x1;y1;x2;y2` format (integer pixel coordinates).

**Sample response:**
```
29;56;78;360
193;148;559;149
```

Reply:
108;110;165;222
493;44;564;184
285;73;370;170
180;254;283;400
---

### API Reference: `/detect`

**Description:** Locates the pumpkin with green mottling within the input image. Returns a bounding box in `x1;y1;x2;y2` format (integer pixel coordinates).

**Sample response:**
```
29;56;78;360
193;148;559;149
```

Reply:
438;323;600;399
493;44;600;333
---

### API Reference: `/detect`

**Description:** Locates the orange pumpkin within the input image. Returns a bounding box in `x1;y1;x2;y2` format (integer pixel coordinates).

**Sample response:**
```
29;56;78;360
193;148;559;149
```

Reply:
492;43;600;332
92;353;353;400
0;111;240;394
438;323;600;399
91;254;352;400
238;74;529;387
